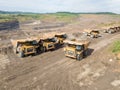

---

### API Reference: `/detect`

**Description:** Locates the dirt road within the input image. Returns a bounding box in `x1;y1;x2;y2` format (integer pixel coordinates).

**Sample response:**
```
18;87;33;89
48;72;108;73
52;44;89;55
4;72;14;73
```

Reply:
0;31;120;90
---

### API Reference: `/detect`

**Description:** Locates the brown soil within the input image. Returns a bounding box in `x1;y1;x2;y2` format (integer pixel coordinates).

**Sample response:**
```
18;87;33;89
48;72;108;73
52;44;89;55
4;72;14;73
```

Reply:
0;14;120;90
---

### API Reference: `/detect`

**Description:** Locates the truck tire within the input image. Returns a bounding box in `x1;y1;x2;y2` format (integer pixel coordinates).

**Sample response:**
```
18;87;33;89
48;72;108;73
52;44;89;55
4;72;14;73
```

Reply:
104;30;107;33
90;34;94;38
19;51;24;58
43;47;47;52
76;54;83;61
36;47;40;54
40;46;44;53
57;41;61;46
34;49;37;55
108;30;112;34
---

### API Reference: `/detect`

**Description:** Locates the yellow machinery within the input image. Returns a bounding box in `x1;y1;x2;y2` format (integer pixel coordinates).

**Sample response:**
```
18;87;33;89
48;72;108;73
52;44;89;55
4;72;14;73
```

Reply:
103;26;120;34
38;34;56;52
55;33;67;45
63;40;90;60
84;29;100;38
11;38;39;57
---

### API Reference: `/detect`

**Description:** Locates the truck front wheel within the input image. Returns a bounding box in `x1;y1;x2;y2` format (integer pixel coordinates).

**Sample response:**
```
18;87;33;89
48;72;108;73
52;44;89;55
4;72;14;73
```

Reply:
42;47;47;52
108;30;113;34
19;51;24;58
76;54;83;61
90;34;94;38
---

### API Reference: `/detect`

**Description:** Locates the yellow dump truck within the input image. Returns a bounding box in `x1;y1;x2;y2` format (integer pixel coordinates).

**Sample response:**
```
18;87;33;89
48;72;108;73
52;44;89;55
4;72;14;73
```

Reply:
103;26;120;34
11;38;39;57
63;40;90;60
84;29;100;38
38;34;56;52
55;33;67;45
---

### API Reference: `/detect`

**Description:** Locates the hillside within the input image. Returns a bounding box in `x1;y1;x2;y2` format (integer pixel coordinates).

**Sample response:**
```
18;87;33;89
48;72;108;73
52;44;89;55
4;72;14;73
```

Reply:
0;11;117;23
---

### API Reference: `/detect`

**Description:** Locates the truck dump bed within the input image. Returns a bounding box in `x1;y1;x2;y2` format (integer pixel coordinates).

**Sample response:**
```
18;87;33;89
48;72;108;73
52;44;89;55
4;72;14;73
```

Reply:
64;40;90;46
11;38;38;47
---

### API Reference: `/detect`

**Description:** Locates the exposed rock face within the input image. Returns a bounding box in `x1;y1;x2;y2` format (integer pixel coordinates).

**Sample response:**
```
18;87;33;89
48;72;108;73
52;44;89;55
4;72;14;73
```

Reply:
0;20;19;30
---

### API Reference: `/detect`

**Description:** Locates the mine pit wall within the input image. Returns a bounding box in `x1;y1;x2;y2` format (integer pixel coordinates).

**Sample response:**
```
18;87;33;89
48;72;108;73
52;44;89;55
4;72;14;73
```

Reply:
0;20;19;30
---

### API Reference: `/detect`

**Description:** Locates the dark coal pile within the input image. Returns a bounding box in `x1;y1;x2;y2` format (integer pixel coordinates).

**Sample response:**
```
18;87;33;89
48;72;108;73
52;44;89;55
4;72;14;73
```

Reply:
0;20;19;30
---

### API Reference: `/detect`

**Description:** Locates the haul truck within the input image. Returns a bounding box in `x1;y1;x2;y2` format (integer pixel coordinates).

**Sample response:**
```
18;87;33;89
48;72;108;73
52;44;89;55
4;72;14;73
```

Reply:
38;34;56;52
84;29;100;38
103;26;120;34
64;40;90;60
11;38;39;57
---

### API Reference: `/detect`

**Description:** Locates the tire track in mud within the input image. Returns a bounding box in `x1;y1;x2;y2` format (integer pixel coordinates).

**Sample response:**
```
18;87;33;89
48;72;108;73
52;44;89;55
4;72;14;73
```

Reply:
2;45;84;89
42;33;120;90
17;58;78;90
90;33;120;53
1;32;120;90
4;57;77;89
0;48;78;89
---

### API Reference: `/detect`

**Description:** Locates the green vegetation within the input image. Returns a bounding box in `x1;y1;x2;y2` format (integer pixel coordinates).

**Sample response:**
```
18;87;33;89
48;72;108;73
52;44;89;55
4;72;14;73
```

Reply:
0;14;15;22
0;12;79;23
43;12;79;23
0;11;118;23
0;14;44;22
112;41;120;54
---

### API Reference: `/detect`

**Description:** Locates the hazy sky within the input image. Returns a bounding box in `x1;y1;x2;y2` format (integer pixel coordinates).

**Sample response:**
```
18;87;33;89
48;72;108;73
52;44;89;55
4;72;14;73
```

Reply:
0;0;120;13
